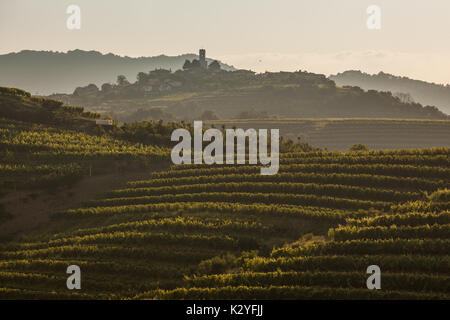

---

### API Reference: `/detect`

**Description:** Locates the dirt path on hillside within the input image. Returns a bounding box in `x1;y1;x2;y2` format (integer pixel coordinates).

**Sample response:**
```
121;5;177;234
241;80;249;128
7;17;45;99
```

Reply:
0;166;168;240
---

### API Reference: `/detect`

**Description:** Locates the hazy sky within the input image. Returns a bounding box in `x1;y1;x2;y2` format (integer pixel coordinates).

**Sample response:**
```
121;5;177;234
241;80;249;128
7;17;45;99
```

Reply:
1;0;450;84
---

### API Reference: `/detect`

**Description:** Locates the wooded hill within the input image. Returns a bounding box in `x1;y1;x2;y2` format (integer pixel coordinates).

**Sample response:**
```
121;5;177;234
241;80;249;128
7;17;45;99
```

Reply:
54;69;449;123
330;70;450;115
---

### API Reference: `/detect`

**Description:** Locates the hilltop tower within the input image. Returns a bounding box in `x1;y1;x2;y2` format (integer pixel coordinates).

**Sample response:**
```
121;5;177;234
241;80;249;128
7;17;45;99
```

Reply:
199;49;207;69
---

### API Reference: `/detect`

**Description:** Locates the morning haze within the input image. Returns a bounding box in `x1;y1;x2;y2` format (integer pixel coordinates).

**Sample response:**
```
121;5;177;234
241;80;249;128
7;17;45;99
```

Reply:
0;1;450;302
1;0;450;84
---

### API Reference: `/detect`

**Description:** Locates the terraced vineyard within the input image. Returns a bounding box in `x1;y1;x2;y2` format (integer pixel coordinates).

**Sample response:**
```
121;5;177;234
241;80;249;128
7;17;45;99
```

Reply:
0;148;449;299
0;118;168;190
151;197;449;300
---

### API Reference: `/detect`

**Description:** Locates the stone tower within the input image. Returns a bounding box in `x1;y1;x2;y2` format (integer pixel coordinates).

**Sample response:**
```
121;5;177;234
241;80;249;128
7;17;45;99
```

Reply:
199;49;207;69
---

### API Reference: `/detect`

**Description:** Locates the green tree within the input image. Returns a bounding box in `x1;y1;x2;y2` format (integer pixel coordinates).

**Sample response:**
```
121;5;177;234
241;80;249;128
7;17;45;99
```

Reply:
117;75;129;86
136;72;149;85
101;83;113;93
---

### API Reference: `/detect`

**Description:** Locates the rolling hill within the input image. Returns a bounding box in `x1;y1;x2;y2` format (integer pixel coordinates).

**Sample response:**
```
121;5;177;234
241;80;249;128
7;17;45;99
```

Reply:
0;85;449;300
330;71;450;115
53;69;449;122
0;87;171;192
0;87;99;131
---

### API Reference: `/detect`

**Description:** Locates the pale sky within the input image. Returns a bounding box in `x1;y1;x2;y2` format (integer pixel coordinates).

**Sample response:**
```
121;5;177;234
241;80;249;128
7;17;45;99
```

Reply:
1;0;450;84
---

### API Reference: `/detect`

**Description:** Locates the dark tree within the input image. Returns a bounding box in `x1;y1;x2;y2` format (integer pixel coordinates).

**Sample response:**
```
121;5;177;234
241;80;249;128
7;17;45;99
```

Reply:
101;83;113;93
191;59;201;68
208;60;221;71
182;60;192;70
136;72;149;85
117;75;129;86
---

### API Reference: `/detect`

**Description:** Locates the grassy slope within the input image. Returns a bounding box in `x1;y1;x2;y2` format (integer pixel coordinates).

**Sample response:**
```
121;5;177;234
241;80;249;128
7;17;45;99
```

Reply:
0;87;99;132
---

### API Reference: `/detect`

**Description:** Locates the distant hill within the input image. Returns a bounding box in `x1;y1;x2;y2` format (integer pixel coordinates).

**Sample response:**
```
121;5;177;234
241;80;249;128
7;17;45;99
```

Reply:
0;50;235;95
330;71;450;115
0;86;99;132
53;69;450;122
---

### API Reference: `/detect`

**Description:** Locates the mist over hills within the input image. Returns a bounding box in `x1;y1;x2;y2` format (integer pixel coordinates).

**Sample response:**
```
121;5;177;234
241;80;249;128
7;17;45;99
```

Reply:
1;50;449;121
50;68;449;122
330;70;450;114
0;50;235;95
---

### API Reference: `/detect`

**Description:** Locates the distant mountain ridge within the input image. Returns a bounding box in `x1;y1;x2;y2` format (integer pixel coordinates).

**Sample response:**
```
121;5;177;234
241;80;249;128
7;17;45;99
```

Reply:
330;70;450;114
0;50;235;95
